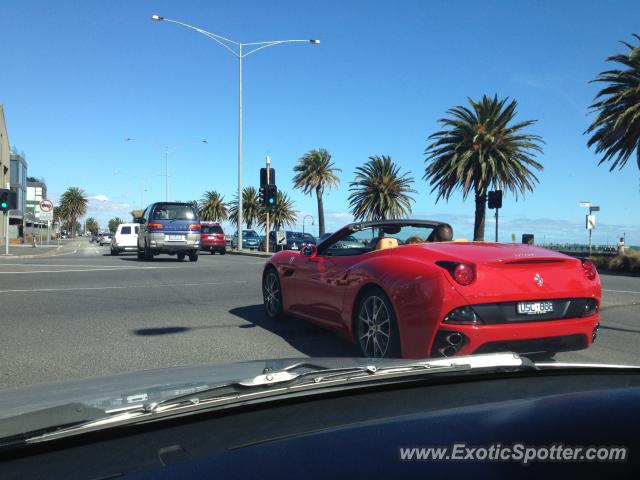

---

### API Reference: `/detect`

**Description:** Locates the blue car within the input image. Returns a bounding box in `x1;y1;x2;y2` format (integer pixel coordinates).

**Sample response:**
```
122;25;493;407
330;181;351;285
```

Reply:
137;202;201;262
231;230;260;250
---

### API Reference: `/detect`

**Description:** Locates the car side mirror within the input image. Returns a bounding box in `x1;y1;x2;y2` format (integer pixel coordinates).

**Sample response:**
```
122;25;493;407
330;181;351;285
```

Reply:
301;244;317;258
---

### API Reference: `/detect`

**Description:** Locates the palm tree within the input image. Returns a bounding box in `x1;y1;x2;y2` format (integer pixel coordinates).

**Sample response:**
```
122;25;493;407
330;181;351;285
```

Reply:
85;217;98;234
424;95;544;241
260;191;298;231
229;186;261;229
292;148;341;236
59;187;88;237
586;34;640;171
348;155;416;221
108;217;124;233
199;191;228;222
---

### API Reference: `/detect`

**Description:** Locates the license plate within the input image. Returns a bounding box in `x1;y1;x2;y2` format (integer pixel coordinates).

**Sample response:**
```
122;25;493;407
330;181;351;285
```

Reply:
166;234;185;241
517;301;554;315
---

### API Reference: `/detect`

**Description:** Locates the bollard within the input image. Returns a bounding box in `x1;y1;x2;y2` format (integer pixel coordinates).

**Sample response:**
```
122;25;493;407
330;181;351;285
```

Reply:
32;235;36;248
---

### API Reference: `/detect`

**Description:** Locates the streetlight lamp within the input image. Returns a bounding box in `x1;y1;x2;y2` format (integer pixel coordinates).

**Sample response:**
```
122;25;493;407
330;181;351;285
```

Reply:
151;15;319;250
124;138;207;201
302;214;314;235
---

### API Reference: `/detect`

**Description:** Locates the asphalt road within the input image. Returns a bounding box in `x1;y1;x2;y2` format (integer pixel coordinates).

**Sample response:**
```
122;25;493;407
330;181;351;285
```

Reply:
0;239;638;389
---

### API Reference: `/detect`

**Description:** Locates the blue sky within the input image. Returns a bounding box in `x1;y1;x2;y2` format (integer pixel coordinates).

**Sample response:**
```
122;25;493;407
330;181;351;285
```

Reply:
1;0;639;244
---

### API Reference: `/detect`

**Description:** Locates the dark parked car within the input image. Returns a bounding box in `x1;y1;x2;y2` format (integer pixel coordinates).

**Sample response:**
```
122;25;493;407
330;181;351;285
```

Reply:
137;202;201;262
260;231;316;251
318;232;364;249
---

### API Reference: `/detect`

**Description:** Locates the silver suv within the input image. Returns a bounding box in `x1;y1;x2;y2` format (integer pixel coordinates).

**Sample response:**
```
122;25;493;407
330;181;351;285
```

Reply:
137;202;201;262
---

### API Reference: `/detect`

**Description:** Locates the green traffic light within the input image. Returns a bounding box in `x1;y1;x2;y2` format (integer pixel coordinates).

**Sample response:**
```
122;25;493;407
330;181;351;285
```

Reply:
269;198;275;204
0;202;7;208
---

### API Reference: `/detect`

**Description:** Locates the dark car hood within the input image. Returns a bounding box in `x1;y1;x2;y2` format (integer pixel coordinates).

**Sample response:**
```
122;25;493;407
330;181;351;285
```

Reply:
0;358;383;421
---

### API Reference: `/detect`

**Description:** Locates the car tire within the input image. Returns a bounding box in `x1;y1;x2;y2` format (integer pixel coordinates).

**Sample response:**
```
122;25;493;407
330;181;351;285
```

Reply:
263;267;284;320
354;287;401;359
220;249;226;255
210;249;215;255
177;252;186;261
110;248;118;256
144;243;154;261
137;246;144;260
189;250;199;262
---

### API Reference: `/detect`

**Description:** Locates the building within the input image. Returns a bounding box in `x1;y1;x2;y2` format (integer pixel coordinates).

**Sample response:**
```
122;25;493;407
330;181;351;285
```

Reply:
0;105;9;243
9;147;27;239
26;179;47;216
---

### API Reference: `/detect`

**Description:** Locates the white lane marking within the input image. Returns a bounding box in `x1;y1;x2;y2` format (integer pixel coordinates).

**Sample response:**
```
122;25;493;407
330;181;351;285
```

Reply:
603;289;640;294
0;263;144;268
0;280;248;294
0;266;190;274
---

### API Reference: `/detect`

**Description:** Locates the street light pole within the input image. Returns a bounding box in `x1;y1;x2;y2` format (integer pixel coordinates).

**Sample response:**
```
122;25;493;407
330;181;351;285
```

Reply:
303;214;314;235
125;138;206;202
238;43;243;248
151;15;319;251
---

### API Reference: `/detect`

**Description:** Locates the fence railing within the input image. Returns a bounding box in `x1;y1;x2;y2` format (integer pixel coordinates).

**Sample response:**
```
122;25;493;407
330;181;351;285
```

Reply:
539;243;621;256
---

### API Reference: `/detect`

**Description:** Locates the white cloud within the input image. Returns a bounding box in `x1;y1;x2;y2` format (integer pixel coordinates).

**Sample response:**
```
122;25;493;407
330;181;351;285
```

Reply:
89;194;110;202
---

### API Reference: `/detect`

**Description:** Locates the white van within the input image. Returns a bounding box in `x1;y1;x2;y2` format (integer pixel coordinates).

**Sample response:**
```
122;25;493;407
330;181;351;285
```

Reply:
111;223;140;255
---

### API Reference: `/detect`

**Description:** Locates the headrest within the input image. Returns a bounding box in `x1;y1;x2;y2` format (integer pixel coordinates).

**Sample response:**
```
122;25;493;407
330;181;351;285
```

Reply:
375;238;398;250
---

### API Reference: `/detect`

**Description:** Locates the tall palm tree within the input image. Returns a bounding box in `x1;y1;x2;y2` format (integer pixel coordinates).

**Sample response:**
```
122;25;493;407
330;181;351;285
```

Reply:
59;187;88;237
292;148;341;236
348;155;416;221
229;186;261;229
586;33;640;171
260;191;298;231
199;191;228;222
424;95;544;241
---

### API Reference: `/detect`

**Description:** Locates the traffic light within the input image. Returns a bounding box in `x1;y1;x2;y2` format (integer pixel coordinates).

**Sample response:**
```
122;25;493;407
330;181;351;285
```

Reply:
0;189;12;214
258;186;266;205
260;168;275;188
266;185;278;207
488;190;502;209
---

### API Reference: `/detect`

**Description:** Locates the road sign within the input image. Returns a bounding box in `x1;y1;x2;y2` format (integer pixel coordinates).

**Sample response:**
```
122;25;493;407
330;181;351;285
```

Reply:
590;206;600;212
39;199;54;212
38;199;54;220
276;230;287;246
586;214;596;230
578;202;591;207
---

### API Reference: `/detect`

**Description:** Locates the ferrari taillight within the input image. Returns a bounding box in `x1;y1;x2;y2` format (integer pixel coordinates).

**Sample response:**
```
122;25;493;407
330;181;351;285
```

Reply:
453;263;475;286
582;259;597;280
436;261;476;286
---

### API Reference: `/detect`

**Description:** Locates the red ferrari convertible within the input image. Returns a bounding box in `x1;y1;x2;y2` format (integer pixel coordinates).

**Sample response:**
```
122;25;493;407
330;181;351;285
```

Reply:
262;220;601;359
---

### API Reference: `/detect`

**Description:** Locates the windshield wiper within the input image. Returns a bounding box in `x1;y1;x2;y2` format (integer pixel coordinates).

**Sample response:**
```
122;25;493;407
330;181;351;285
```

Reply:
17;353;532;444
146;353;530;413
0;403;106;447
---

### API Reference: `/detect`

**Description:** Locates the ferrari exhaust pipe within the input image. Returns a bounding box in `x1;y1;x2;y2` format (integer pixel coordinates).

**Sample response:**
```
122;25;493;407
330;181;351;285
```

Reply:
445;332;463;346
438;346;457;357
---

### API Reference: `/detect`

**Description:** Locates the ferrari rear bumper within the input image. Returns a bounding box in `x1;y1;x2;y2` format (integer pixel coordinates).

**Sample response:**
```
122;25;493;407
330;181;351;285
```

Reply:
431;315;600;357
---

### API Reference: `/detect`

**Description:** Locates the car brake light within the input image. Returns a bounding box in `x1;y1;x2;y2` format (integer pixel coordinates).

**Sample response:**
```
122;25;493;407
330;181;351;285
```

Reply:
453;263;475;285
582;259;597;280
148;223;163;231
436;261;476;286
189;224;201;231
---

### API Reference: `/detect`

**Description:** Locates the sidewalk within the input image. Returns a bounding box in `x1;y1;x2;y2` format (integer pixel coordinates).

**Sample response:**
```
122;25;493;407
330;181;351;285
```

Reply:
0;239;78;258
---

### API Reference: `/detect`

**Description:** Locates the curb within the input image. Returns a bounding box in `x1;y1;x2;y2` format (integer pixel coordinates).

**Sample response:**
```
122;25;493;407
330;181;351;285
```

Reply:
227;250;272;258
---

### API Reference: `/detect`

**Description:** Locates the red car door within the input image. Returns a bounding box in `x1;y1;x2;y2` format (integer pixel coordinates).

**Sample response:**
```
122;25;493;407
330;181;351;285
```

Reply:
293;254;355;329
